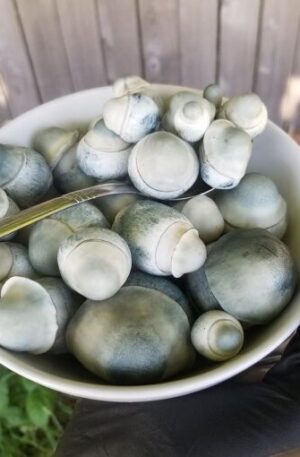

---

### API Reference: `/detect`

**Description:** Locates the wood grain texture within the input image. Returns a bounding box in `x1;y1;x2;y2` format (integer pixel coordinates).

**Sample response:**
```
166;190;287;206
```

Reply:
96;0;142;83
0;0;40;118
138;0;180;84
179;0;218;88
16;0;74;102
218;0;261;96
254;0;300;125
57;0;107;91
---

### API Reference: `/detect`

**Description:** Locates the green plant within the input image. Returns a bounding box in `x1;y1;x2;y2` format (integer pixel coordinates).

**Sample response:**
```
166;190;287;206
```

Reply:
0;366;73;457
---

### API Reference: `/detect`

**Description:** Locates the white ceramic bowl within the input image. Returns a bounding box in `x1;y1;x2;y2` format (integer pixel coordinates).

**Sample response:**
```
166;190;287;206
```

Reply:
0;85;300;402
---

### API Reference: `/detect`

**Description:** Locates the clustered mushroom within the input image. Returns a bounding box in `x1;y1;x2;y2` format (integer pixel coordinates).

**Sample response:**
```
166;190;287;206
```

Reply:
0;76;296;384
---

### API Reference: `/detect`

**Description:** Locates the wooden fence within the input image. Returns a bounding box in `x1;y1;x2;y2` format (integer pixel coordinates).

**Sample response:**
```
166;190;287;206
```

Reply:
0;0;300;130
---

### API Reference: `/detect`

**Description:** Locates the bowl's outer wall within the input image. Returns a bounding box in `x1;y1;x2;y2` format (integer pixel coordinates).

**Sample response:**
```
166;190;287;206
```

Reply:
0;85;300;402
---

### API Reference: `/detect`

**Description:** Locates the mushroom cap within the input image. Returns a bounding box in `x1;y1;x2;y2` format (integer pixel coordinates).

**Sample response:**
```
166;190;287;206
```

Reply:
58;227;132;300
0;242;35;281
66;286;195;384
204;229;297;324
180;194;224;243
191;310;244;361
33;127;79;169
103;94;160;143
94;192;141;225
112;76;150;97
199;119;252;189
214;173;287;238
220;93;268;138
83;118;130;152
186;266;221;313
203;84;223;108
128;131;200;199
0;189;20;240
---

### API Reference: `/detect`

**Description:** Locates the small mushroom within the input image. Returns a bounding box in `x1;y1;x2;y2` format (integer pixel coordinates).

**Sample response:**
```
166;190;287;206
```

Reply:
214;173;288;238
203;83;223;109
94;192;141;225
66;286;195;384
0;144;53;208
0;276;80;354
188;229;297;325
77;118;132;180
0;189;20;240
162;91;215;142
191;310;244;361
112;75;150;98
218;93;268;138
103;94;160;143
32;126;79;170
28;203;108;276
0;242;36;281
58;227;132;300
128;131;199;199
177;194;224;243
113;200;206;278
199;119;252;189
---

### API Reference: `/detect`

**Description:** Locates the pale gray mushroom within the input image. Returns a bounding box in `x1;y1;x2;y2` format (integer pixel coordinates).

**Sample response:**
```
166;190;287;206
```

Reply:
218;93;268;138
103;94;160;143
33;126;79;170
77;118;132;180
113;200;206;278
94;192;141;225
112;75;150;98
199;119;252;189
128;131;200;200
0;144;53;207
0;276;80;354
178;194;224;243
214;173;288;238
28;203;108;276
191;310;244;361
0;189;20;240
203;83;223;108
66;286;195;384
125;270;194;324
188;229;297;325
162;91;215;142
58;227;132;300
0;242;36;281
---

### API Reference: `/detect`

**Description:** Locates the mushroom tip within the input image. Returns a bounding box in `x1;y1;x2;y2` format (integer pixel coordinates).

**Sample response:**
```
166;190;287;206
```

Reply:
171;229;207;278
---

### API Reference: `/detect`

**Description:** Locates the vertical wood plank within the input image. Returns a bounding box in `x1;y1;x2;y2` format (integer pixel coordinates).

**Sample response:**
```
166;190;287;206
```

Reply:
56;0;107;91
179;0;218;88
96;0;142;83
16;0;74;102
219;0;261;96
138;0;180;84
254;0;300;125
0;0;40;118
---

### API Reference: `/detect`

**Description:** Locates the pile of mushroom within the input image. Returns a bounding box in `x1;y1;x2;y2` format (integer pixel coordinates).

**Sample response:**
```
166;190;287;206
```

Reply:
0;75;296;384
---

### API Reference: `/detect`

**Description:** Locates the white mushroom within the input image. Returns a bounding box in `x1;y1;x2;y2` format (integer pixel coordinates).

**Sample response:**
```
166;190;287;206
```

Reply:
112;75;150;98
214;173;288;238
199;119;252;189
0;276;80;354
32;126;79;170
103;94;160;143
77;118;132;180
0;242;36;281
203;83;223;108
0;144;53;208
218;93;268;138
58;227;132;300
128;131;200;199
28;203;108;276
66;286;195;384
94;192;142;225
0;189;20;240
178;194;224;243
113;200;206;278
191;310;244;361
162;91;215;142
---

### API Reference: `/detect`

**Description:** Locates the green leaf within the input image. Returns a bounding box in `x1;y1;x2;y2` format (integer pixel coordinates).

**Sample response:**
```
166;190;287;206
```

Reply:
25;390;51;429
0;379;9;413
4;406;26;428
20;377;37;393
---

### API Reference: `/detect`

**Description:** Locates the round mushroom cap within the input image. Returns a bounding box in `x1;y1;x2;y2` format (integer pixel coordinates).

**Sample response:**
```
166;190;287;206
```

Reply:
83;118;130;152
214;173;287;238
203;84;223;108
0;242;35;281
204;229;297;324
66;286;195;384
199;119;252;189
128;131;199;199
58;227;132;300
112;76;149;97
191;310;244;361
103;94;160;143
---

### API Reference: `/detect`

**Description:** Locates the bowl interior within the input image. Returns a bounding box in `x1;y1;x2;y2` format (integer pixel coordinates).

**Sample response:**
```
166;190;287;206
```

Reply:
0;85;300;402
